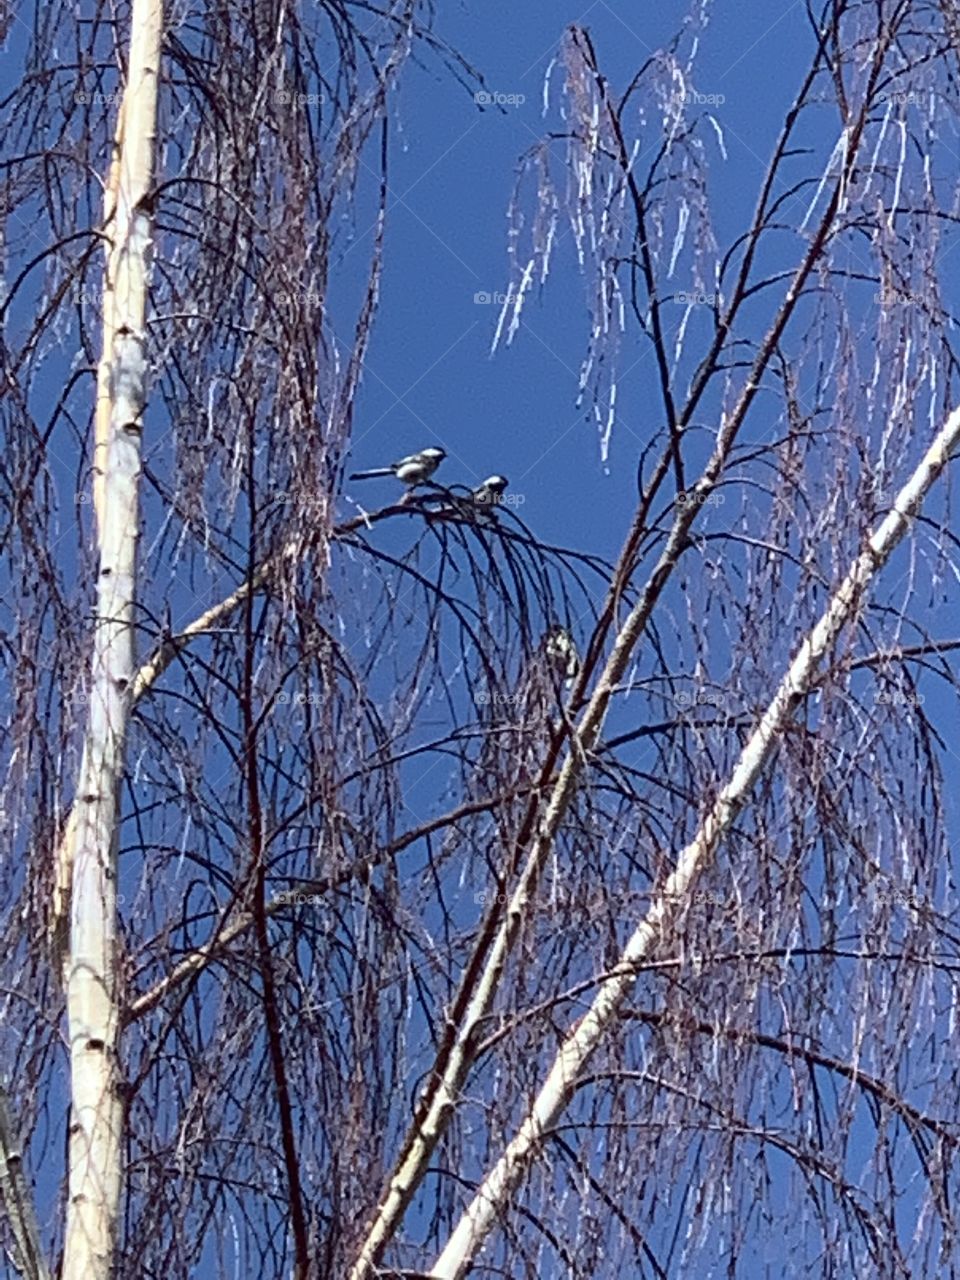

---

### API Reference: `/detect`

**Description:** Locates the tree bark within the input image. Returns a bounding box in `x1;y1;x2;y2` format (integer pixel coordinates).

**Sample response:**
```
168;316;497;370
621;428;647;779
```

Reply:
63;3;161;1277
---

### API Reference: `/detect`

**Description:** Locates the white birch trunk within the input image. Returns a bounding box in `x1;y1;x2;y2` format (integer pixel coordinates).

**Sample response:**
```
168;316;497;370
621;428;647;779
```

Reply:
51;20;129;971
430;406;960;1279
63;3;161;1277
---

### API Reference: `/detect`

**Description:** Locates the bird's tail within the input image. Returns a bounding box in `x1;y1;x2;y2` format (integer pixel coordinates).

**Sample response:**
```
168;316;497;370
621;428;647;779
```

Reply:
349;467;392;480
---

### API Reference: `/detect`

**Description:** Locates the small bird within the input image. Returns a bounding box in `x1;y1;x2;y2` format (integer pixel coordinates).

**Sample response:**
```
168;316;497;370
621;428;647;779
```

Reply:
349;447;446;486
470;474;509;510
544;625;580;684
429;474;509;523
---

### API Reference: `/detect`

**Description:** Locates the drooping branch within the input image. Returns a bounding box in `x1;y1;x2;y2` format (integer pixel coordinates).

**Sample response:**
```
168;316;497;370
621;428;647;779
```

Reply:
431;406;960;1279
346;29;892;1267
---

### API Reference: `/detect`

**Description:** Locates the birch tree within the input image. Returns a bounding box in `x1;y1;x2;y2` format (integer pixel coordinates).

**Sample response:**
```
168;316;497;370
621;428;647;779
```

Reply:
2;1;960;1279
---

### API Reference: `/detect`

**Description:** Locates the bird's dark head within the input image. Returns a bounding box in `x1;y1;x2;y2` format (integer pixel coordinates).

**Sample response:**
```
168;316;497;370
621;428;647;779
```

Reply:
483;475;509;492
422;447;446;462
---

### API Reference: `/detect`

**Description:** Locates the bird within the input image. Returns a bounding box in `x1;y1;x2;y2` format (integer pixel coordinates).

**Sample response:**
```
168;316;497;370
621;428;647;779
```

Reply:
544;625;580;685
349;447;446;486
470;474;509;511
428;474;509;523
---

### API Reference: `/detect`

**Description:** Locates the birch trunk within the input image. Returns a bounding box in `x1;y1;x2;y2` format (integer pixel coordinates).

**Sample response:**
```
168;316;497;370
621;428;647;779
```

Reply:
430;406;960;1279
63;3;161;1277
50;37;130;970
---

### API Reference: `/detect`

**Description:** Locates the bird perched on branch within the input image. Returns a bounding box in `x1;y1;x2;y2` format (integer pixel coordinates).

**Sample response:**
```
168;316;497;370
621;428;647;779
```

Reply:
349;446;446;486
544;625;580;685
470;474;509;510
428;474;509;523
